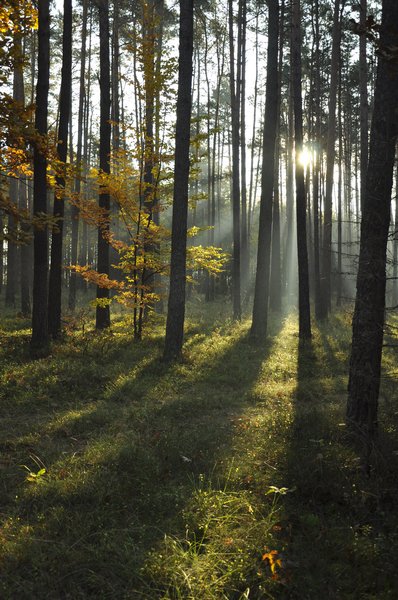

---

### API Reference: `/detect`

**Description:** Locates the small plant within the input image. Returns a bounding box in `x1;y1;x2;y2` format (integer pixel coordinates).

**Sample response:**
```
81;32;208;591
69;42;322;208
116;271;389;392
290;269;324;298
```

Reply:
22;466;46;483
21;454;47;483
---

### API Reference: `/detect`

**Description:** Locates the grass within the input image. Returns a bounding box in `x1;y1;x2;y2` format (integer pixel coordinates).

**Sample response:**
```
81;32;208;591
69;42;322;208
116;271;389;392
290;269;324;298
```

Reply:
1;303;398;599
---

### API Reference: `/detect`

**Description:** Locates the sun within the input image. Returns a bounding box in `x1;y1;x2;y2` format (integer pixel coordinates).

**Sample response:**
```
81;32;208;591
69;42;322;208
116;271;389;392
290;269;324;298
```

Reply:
298;148;311;169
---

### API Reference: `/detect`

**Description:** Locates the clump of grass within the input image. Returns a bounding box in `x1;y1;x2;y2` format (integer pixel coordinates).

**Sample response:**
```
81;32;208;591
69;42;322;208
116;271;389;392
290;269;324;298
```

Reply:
143;472;286;600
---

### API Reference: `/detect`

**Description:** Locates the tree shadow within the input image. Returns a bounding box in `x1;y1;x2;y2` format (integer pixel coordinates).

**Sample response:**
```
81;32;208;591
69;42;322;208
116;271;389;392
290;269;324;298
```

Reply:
277;326;398;598
0;315;285;598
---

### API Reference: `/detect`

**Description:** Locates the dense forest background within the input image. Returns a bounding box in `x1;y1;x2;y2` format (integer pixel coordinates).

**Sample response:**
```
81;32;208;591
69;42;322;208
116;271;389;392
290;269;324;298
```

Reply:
1;0;398;597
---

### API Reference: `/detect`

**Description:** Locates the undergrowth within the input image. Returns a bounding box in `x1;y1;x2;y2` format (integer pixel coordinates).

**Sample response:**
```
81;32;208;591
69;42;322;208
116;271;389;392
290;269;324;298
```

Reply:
1;304;398;599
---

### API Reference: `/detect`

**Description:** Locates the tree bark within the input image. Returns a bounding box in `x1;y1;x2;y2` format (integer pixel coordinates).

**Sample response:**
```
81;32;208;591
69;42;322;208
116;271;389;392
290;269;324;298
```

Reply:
269;0;284;313
251;0;279;340
228;0;241;320
347;0;398;437
320;0;342;319
163;0;194;361
48;0;72;338
69;0;88;311
95;0;111;329
30;0;50;355
239;0;249;293
291;0;311;340
359;0;368;214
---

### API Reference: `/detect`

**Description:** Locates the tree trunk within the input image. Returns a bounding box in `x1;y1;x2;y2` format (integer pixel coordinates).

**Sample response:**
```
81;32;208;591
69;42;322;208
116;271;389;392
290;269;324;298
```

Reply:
320;0;341;319
359;0;368;214
48;0;72;338
393;159;398;306
347;0;398;438
30;0;50;355
269;0;285;313
163;0;194;361
69;0;88;311
251;0;279;340
6;39;20;309
291;0;311;340
240;0;249;294
95;0;111;329
228;0;241;320
312;0;322;319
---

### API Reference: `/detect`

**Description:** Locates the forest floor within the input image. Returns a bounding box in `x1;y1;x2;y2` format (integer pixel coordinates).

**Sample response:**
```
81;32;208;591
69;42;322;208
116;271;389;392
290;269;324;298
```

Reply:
1;302;398;599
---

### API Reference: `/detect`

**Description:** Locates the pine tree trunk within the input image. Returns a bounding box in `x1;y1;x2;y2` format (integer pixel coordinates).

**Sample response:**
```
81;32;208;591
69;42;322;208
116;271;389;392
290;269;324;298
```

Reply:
269;0;284;313
240;0;249;294
228;0;241;320
48;0;72;338
6;40;20;309
30;0;50;355
359;0;368;214
347;0;398;438
69;0;88;311
163;0;193;361
312;0;322;319
393;159;398;306
248;9;259;240
320;0;341;319
291;0;311;340
95;0;111;329
251;0;279;340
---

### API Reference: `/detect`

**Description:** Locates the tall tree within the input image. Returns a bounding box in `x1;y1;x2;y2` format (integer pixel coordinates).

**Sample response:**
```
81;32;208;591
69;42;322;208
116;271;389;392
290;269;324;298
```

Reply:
30;0;50;355
269;0;285;313
251;0;279;340
291;0;311;340
320;0;342;319
163;0;194;362
95;0;111;330
48;0;72;338
239;0;249;292
347;0;398;438
6;33;23;309
359;0;368;214
312;0;322;319
228;0;241;320
69;0;88;311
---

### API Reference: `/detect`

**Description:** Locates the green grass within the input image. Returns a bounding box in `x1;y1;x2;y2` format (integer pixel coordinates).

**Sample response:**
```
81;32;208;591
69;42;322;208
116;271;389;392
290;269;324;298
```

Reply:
1;305;398;599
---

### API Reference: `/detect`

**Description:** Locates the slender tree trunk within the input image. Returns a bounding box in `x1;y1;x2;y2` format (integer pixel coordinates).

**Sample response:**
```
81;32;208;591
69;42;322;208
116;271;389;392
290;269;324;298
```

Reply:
20;179;31;315
79;8;93;280
248;9;259;239
393;158;398;306
312;0;322;319
6;200;17;309
291;0;311;340
251;0;279;340
30;0;50;355
7;33;26;309
336;76;343;306
69;0;88;310
283;88;295;298
347;0;398;438
48;0;72;338
359;0;368;214
95;0;111;329
269;0;284;313
320;0;342;319
6;40;19;309
228;0;241;320
0;214;3;295
240;0;249;293
163;0;194;361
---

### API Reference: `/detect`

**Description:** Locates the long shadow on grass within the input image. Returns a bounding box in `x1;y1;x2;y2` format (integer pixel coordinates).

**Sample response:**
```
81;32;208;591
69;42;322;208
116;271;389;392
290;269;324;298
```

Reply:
278;325;398;599
0;317;285;599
